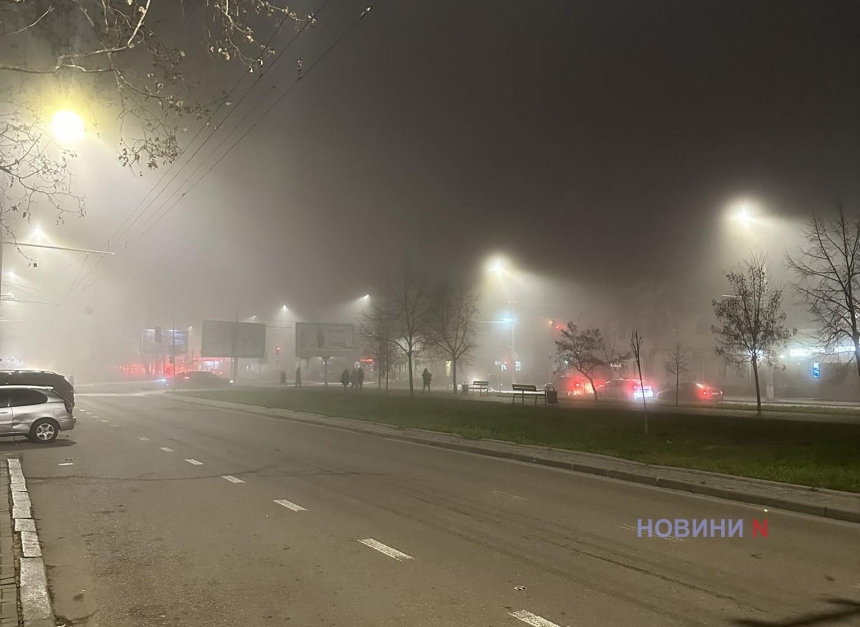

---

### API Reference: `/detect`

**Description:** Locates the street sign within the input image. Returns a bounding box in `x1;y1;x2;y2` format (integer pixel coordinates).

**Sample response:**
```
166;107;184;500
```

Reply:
494;360;504;366
515;360;522;371
812;362;820;379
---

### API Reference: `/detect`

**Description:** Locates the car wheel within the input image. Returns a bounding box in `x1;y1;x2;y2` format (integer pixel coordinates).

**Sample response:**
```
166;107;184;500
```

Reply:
29;419;59;443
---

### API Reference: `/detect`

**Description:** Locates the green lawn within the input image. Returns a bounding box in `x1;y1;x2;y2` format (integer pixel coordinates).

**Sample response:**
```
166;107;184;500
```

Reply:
182;387;860;493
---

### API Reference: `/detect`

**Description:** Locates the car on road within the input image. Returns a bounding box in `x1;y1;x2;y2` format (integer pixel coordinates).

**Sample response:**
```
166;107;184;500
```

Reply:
0;386;75;442
597;378;654;401
657;382;724;404
0;370;75;407
554;374;600;398
162;371;234;389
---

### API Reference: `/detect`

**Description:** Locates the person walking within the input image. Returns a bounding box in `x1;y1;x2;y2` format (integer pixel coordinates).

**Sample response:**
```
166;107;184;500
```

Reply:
340;368;350;389
422;368;432;393
357;366;365;389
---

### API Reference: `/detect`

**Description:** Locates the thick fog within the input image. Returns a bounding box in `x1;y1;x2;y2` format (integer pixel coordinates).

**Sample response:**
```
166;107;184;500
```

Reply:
2;0;858;381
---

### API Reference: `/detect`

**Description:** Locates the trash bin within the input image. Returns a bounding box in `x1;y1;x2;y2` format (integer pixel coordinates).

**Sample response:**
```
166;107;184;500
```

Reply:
461;383;469;395
545;384;559;406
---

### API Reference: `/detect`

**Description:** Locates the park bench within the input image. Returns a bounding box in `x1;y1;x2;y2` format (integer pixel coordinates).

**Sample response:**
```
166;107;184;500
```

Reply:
469;380;490;396
510;383;560;406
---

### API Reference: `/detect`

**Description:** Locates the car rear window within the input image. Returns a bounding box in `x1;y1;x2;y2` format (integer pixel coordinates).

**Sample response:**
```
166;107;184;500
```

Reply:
9;390;49;407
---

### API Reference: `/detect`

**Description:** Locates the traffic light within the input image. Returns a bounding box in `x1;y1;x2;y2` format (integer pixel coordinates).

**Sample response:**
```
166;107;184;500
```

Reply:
275;346;281;356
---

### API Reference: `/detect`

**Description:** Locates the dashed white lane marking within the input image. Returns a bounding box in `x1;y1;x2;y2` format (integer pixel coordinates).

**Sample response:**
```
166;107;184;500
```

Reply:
160;447;174;452
139;437;149;441
619;524;682;542
221;475;245;484
58;463;73;466
492;490;527;501
110;424;119;428
357;538;413;561
273;499;307;512
100;420;109;423
509;610;562;627
185;459;203;466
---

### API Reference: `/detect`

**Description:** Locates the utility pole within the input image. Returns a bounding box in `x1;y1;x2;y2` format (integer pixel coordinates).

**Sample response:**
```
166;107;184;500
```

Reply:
231;310;239;383
171;307;176;392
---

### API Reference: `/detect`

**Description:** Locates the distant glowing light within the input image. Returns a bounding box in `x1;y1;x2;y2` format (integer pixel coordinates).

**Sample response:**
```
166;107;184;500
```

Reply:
50;110;85;143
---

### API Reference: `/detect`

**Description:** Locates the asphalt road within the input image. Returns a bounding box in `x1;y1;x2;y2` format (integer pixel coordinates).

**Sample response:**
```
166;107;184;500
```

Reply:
5;392;860;627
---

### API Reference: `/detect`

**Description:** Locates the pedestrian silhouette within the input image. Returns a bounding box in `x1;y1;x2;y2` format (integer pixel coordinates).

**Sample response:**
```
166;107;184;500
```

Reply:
422;368;432;392
341;368;350;389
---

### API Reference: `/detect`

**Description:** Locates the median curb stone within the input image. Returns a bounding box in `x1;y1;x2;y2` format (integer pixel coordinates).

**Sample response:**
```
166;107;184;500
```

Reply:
168;394;860;525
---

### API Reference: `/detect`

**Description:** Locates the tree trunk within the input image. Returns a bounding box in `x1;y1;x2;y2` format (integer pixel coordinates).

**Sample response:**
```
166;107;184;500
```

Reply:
752;355;762;416
636;358;648;434
854;334;860;380
587;375;598;402
452;358;458;393
407;350;414;396
675;370;680;406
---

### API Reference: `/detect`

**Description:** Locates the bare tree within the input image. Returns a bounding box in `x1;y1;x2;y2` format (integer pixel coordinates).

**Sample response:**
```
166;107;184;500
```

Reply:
360;307;398;393
555;324;606;401
629;330;648;432
786;203;860;379
430;282;479;392
664;341;691;406
712;255;795;415
0;1;314;242
373;262;434;396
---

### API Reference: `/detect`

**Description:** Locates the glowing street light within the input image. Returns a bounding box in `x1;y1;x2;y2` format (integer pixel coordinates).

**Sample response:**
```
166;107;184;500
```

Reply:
50;110;85;143
728;200;762;228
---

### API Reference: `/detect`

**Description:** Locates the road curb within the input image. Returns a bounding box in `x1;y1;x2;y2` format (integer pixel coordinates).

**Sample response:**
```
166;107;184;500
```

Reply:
168;394;860;525
7;459;55;627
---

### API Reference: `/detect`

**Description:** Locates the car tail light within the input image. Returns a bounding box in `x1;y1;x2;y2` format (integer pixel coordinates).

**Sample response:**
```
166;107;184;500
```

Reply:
64;400;73;414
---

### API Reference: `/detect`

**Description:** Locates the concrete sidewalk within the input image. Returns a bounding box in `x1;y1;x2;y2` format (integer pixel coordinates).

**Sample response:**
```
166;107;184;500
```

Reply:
170;394;860;525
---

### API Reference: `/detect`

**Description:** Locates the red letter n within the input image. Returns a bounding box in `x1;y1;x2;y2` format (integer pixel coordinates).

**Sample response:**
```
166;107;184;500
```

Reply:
752;519;768;538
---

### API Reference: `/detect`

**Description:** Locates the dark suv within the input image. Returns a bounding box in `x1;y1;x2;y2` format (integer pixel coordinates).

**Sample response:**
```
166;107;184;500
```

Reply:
0;370;75;407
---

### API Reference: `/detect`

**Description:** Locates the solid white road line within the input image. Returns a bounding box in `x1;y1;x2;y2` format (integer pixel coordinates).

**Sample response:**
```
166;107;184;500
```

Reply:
273;499;307;512
185;459;203;466
160;447;174;452
139;437;149;441
357;538;413;561
509;610;562;627
221;475;245;484
58;463;73;466
492;490;527;501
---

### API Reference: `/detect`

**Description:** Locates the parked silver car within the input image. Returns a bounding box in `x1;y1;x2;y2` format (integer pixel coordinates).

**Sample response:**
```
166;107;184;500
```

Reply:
0;386;75;442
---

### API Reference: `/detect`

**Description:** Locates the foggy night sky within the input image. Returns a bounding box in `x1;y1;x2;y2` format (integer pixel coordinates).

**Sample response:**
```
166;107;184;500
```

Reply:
8;0;860;369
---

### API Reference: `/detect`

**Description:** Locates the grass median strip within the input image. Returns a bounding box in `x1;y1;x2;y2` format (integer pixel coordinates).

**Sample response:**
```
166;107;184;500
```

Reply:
182;388;860;493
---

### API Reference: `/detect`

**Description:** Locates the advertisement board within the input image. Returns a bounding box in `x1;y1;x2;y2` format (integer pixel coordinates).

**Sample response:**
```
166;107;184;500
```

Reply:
295;322;355;358
201;320;266;359
140;328;188;355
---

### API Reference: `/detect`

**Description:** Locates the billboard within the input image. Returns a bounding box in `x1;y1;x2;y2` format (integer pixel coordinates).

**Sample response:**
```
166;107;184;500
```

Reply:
141;328;188;355
295;322;355;358
201;320;266;359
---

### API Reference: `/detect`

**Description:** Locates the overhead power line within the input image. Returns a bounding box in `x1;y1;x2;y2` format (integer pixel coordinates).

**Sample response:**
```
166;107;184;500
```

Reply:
132;2;372;244
107;3;316;249
127;0;350;244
